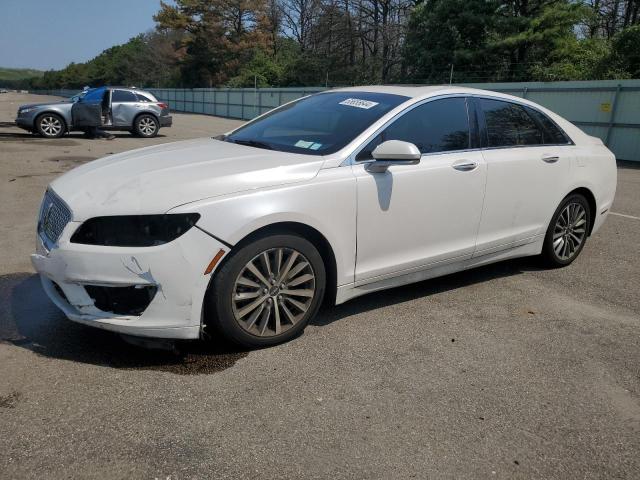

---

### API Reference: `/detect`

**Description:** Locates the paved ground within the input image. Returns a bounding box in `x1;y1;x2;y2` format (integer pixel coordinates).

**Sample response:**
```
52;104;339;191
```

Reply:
1;92;639;479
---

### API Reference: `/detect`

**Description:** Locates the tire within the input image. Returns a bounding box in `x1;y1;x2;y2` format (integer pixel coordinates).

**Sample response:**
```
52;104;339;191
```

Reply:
208;234;326;348
35;113;65;138
133;114;159;138
541;193;591;267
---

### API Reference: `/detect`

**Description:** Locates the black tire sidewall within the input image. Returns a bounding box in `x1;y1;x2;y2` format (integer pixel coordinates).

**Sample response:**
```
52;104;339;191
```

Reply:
36;113;65;138
542;194;591;267
135;114;159;137
210;234;326;348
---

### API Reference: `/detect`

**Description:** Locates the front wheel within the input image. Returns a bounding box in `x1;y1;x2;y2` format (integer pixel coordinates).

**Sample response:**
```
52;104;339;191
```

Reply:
36;113;65;138
208;234;326;348
133;114;159;138
541;194;591;267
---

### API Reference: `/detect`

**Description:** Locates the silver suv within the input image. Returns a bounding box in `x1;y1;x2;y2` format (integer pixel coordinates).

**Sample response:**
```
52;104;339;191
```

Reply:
16;86;172;138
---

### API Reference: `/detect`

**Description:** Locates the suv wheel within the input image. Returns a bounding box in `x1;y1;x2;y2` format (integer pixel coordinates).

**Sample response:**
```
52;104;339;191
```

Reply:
36;113;65;138
134;114;159;138
208;234;326;348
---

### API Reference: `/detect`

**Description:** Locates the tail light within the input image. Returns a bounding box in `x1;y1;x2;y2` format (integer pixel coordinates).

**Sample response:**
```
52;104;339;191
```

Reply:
157;102;169;109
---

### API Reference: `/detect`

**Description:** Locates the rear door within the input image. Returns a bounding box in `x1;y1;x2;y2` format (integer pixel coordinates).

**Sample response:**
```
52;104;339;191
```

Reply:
111;89;139;126
474;97;573;256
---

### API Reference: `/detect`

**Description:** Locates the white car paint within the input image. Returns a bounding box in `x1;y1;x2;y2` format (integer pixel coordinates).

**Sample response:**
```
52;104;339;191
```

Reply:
50;138;323;220
31;86;617;339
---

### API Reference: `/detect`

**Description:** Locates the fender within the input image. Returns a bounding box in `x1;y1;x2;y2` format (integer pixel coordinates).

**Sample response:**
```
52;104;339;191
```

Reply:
168;167;358;287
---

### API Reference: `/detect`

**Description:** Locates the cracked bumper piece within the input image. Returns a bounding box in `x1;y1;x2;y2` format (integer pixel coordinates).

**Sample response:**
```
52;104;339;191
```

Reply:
31;224;227;339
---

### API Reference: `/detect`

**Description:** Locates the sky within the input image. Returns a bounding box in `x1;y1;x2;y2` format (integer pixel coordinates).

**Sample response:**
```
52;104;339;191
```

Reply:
0;0;164;70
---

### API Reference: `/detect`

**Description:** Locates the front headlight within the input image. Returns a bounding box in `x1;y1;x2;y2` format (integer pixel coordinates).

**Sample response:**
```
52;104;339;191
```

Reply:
70;214;200;247
19;107;36;114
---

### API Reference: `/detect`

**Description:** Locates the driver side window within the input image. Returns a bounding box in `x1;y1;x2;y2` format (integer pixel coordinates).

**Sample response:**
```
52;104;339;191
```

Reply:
356;97;471;161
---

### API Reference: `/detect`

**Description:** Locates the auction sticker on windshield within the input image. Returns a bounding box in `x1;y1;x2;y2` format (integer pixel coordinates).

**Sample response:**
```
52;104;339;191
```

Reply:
339;98;379;109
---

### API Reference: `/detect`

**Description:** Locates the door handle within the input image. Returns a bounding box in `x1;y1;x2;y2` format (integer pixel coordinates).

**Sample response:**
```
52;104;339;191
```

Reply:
452;161;478;172
542;155;560;163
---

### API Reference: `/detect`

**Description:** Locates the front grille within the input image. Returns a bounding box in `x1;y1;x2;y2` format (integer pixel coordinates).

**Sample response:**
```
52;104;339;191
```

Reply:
38;190;72;246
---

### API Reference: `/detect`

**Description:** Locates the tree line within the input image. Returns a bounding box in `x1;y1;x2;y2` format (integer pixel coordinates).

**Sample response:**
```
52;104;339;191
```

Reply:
7;0;640;90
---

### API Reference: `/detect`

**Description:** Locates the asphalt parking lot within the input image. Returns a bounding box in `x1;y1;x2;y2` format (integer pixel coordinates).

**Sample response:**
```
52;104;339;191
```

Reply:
1;92;639;479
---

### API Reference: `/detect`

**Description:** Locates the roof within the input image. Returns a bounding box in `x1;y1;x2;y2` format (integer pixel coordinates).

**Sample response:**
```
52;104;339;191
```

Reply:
331;84;514;100
88;86;151;94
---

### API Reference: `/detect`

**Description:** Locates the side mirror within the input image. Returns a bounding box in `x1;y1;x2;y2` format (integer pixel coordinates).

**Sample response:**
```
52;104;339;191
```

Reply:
366;140;421;173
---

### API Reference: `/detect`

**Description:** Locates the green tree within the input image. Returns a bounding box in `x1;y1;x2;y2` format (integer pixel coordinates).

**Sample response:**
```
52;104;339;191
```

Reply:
611;24;640;77
154;0;272;87
490;0;586;80
404;0;589;83
404;0;498;82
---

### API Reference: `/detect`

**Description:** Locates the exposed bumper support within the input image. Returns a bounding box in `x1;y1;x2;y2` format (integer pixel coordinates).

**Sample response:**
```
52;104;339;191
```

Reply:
31;224;227;339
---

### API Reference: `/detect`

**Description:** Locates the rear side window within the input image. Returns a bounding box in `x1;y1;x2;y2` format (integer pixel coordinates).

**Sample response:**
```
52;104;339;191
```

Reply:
136;93;155;102
357;97;470;159
112;90;137;102
525;107;570;144
479;98;544;147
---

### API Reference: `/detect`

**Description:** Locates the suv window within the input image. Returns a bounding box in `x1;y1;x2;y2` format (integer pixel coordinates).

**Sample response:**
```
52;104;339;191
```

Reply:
136;93;155;102
112;90;137;102
525;107;570;145
479;98;544;147
357;97;470;160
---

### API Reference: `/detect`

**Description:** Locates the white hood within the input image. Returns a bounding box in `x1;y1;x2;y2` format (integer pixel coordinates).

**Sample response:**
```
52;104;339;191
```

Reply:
50;138;324;221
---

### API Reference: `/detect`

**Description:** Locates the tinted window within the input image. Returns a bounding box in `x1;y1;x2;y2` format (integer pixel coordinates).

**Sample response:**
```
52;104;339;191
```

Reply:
227;92;409;156
479;98;544;147
525;107;570;144
357;97;470;160
136;93;155;102
112;90;137;102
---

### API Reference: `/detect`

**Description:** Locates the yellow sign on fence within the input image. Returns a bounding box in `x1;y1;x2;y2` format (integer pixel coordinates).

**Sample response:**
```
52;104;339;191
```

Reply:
600;102;612;112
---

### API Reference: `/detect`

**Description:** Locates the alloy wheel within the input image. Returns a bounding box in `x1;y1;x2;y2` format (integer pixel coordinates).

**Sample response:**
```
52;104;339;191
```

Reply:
552;202;587;261
231;247;316;337
138;117;157;136
40;116;62;137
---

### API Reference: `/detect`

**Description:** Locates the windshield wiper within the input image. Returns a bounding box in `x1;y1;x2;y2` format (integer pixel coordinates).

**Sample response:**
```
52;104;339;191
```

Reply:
229;139;273;150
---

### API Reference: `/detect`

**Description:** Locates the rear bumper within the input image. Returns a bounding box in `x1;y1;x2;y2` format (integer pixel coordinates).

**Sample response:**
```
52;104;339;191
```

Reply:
31;223;228;339
160;115;172;127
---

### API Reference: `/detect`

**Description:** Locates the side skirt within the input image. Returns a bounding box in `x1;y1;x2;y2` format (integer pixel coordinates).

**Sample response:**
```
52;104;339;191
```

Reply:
335;236;544;305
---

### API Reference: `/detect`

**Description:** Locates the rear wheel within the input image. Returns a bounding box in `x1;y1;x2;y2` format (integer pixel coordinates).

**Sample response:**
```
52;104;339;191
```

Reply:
208;234;326;348
541;193;591;267
36;113;65;138
134;114;159;138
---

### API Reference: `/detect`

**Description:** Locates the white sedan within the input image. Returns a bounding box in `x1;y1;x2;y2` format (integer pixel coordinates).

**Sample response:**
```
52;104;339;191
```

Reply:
31;86;617;348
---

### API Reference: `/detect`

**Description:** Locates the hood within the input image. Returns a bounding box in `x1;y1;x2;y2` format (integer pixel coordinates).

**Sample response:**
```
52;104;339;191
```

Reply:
20;100;71;109
50;138;324;221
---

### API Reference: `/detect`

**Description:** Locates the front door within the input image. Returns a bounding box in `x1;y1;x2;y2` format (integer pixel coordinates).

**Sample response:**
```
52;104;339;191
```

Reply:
353;97;487;283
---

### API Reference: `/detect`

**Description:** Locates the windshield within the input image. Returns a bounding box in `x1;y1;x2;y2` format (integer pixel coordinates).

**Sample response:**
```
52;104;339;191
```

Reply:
226;91;410;155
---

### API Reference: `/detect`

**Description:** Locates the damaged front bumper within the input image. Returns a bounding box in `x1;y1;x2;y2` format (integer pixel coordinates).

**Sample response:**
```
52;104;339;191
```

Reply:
31;222;227;339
